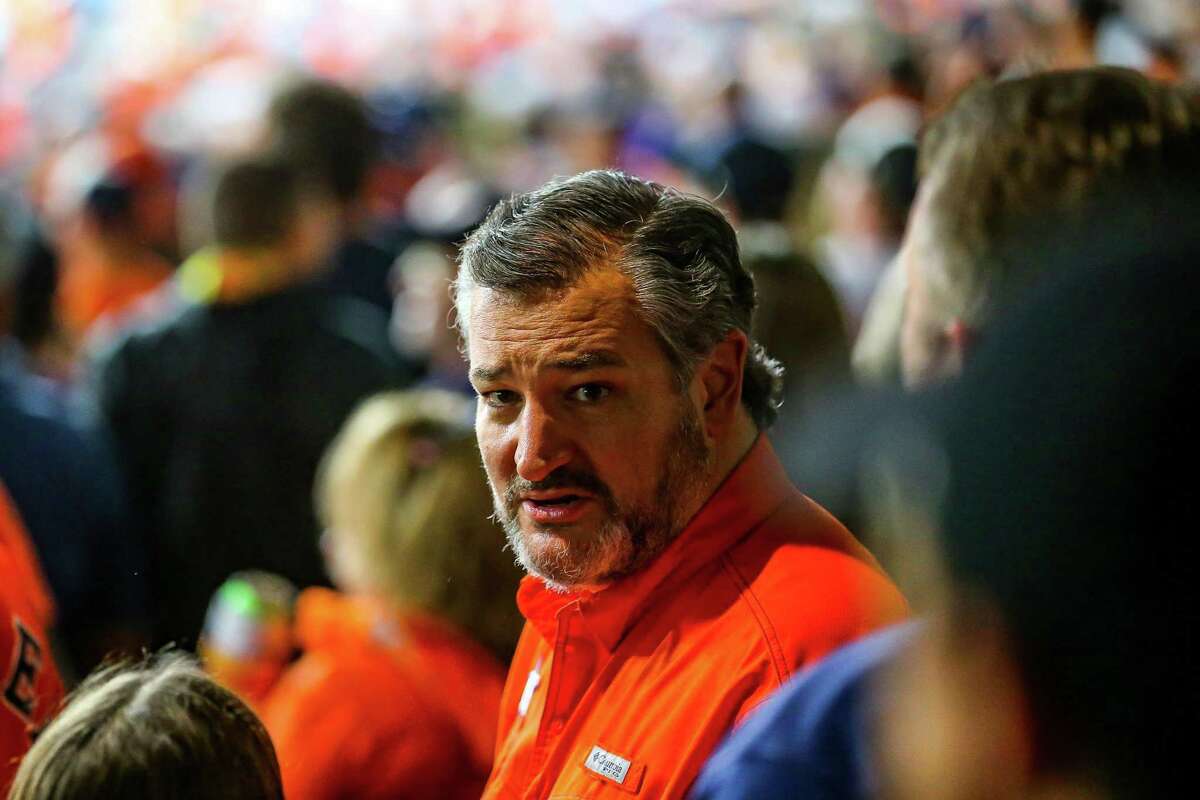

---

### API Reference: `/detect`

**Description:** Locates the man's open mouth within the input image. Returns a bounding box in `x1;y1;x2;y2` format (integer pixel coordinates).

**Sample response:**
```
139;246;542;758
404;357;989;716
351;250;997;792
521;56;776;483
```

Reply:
531;494;583;506
522;493;592;524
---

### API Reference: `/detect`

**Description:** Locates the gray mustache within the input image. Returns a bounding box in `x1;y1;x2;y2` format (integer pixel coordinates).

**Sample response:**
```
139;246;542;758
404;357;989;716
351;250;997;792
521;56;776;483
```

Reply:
504;467;615;512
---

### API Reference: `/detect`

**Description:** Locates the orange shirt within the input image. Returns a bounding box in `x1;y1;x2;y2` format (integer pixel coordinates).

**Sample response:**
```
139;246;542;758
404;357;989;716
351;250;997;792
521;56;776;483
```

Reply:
482;437;908;799
259;588;506;800
0;484;64;793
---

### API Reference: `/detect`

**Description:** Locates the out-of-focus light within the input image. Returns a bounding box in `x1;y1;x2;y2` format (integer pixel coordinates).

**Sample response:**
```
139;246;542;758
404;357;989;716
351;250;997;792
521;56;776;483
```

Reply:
142;56;279;157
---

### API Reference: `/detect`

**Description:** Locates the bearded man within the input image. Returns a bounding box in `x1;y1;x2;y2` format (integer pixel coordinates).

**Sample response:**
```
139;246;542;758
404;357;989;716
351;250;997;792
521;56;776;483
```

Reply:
457;169;906;799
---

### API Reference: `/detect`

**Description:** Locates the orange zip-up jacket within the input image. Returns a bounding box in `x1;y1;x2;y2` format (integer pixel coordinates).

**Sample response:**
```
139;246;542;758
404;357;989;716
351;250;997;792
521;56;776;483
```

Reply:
482;437;908;799
258;588;506;800
1;484;64;793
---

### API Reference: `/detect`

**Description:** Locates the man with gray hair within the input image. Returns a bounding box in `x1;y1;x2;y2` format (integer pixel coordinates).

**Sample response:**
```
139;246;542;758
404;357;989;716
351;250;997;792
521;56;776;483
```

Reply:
457;169;905;799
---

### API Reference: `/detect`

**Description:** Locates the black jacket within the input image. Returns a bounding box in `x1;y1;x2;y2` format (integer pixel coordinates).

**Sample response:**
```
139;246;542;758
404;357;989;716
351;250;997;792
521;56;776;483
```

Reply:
95;285;408;647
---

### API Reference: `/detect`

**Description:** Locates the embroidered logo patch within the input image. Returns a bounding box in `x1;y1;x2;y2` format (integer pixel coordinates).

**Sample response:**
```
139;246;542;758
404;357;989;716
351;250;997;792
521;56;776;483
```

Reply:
584;745;631;785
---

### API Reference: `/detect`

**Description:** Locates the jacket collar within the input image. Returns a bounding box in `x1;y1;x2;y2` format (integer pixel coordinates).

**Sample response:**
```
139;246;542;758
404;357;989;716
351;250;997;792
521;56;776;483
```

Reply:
516;435;795;653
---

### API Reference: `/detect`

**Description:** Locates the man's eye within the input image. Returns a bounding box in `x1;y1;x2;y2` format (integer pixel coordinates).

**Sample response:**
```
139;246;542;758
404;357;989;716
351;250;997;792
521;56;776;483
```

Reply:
482;390;520;408
569;384;610;403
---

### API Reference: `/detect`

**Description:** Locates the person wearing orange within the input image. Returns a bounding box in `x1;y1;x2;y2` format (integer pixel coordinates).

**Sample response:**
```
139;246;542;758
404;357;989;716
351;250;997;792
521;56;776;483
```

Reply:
455;169;908;799
56;175;173;343
0;482;64;793
206;390;524;800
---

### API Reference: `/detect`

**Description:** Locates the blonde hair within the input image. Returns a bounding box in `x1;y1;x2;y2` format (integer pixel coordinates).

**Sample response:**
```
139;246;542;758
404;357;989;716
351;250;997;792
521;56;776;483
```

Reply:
8;653;281;800
316;390;523;660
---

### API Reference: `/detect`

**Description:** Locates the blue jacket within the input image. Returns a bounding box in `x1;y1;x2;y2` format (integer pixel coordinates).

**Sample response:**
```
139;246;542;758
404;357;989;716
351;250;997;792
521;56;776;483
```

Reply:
690;622;922;800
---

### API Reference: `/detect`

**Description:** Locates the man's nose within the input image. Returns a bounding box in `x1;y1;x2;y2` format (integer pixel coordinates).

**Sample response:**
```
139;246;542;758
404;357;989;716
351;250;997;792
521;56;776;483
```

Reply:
514;402;573;483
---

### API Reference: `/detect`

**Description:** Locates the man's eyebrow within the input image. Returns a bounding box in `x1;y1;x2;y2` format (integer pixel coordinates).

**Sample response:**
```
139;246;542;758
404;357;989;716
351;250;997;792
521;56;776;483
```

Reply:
551;352;627;371
470;352;627;385
470;365;508;384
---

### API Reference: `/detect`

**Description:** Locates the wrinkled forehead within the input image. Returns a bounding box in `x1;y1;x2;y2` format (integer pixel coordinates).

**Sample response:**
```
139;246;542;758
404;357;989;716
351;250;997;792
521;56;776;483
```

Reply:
455;264;635;342
462;269;670;378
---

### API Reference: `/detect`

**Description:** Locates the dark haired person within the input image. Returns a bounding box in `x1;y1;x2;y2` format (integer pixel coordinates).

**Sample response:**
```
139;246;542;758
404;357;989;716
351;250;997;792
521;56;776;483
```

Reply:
457;169;906;799
8;653;282;799
93;154;404;648
2;193;148;676
56;174;174;350
265;79;395;314
883;211;1200;800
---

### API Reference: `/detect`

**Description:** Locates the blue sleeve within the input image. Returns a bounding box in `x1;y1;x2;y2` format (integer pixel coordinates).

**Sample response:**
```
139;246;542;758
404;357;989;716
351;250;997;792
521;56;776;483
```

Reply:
689;622;922;800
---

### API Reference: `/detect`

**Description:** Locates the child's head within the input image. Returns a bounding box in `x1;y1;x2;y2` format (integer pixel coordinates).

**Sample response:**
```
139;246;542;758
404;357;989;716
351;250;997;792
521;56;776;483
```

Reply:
8;653;282;800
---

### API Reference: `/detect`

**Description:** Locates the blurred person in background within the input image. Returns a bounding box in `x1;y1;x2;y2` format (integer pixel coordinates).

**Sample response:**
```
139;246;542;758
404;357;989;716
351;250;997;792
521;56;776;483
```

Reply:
0;482;64;795
264;78;398;316
811;44;923;339
850;143;919;387
800;66;1196;540
706;136;852;428
7;652;282;800
697;194;1200;800
387;163;496;394
93;153;405;649
876;194;1200;800
55;167;174;355
900;67;1200;388
766;141;918;540
389;240;474;395
5;232;61;385
458;169;907;799
691;65;1200;800
207;390;522;800
1;191;148;678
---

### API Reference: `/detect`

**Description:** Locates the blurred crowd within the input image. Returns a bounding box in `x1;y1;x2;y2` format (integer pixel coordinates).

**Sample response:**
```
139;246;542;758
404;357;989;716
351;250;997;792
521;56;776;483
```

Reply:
3;0;1199;372
1;0;1198;798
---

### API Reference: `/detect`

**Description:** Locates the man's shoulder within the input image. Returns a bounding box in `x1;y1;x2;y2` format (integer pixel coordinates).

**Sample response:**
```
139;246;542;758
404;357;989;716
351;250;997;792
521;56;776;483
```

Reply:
93;298;201;372
309;291;398;362
726;489;898;605
618;495;906;690
88;300;206;415
245;286;403;378
719;491;908;667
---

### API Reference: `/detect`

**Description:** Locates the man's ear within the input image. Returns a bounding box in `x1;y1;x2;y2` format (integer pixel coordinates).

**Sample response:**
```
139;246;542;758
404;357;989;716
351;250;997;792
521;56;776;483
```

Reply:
944;318;975;379
696;329;748;439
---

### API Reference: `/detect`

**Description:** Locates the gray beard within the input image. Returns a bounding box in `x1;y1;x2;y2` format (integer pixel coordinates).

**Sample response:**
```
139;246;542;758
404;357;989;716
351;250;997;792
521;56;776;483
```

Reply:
495;401;712;592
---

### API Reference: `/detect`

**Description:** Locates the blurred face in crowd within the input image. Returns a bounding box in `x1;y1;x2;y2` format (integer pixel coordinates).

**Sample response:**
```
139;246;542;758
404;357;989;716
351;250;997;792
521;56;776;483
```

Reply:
389;243;457;363
468;266;713;591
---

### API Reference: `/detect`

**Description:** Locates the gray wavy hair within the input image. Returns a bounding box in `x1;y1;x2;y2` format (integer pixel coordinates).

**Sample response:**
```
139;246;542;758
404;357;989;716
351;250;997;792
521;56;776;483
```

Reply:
454;170;784;429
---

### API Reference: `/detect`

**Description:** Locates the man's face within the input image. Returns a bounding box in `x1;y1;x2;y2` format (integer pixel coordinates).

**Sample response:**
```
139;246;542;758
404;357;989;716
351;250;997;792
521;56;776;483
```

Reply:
467;267;712;591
